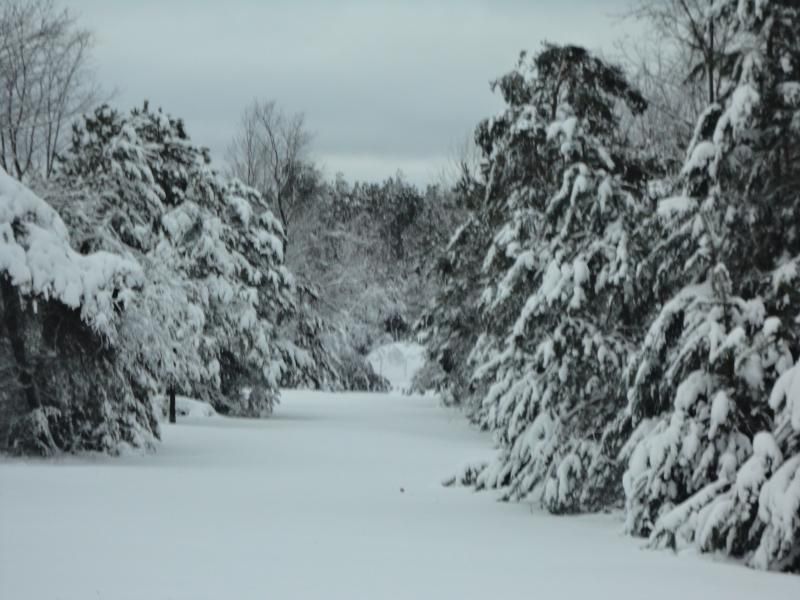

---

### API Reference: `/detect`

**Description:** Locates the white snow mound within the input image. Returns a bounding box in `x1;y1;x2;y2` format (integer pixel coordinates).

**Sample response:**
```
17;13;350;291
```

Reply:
367;341;427;392
154;395;218;419
0;167;143;336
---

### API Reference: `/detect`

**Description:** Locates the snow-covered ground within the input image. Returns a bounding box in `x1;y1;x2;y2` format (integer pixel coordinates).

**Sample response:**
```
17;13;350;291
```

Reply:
1;390;797;600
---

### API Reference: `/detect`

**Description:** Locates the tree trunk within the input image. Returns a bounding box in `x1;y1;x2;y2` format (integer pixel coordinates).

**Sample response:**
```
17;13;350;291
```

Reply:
0;277;40;411
707;1;715;104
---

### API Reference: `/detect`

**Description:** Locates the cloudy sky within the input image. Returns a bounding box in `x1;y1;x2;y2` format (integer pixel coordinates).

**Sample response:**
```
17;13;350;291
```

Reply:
69;0;637;185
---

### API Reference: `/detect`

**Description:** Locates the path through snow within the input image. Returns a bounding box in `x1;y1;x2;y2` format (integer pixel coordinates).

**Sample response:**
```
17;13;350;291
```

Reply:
1;391;798;599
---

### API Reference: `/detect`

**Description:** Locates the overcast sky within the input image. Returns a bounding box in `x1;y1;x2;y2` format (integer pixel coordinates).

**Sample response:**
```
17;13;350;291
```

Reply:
69;0;637;185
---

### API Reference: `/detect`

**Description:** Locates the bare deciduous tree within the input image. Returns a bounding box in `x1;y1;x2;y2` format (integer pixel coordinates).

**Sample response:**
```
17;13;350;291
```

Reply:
226;99;315;233
630;0;737;106
614;36;704;170
0;0;99;180
436;132;481;191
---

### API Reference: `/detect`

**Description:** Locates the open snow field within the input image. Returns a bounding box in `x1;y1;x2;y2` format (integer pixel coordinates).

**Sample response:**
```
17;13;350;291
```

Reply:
1;390;798;600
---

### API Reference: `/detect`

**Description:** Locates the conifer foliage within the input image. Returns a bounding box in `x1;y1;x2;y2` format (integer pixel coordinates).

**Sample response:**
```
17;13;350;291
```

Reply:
431;44;650;512
424;4;800;572
1;0;798;576
622;0;800;570
53;103;309;417
0;168;154;454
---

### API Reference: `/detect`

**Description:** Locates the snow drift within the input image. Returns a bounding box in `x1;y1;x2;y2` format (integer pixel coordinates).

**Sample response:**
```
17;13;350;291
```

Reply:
367;342;426;392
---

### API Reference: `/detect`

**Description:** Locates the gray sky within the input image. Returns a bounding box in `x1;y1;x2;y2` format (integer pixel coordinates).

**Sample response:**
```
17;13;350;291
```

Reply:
69;0;637;185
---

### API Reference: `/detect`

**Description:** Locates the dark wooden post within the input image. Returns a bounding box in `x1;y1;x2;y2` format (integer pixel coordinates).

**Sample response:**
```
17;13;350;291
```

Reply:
168;386;176;424
168;347;178;424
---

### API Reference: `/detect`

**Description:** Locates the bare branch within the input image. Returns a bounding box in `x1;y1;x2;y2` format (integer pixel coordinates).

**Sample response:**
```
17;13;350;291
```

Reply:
226;98;315;235
0;0;100;180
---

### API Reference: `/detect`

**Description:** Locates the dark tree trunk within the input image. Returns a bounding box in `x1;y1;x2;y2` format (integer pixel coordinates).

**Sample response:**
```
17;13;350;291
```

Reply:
1;277;40;411
707;16;715;104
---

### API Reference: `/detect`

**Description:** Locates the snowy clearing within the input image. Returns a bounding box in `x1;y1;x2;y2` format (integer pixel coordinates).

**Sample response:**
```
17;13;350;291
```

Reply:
1;390;797;600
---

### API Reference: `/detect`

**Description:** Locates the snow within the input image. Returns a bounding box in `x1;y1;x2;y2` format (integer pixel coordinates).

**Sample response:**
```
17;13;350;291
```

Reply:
675;370;713;411
753;432;783;465
754;454;800;570
658;195;696;216
546;115;578;142
153;396;219;418
177;398;218;418
573;257;589;285
714;85;760;146
763;316;782;337
227;193;252;225
367;341;427;392
709;391;730;438
0;167;143;336
769;362;800;432
682;141;717;175
778;82;800;107
1;390;798;600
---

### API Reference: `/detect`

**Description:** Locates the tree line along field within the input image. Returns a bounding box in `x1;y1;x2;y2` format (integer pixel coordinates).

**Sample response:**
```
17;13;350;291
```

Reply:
1;0;799;582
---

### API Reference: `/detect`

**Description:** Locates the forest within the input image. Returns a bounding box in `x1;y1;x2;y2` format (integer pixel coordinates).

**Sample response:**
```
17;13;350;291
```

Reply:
1;0;799;591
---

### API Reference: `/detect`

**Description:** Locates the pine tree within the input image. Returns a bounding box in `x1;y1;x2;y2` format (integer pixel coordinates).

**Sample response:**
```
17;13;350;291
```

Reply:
0;167;155;454
55;103;307;416
435;45;649;511
415;167;488;410
621;0;800;570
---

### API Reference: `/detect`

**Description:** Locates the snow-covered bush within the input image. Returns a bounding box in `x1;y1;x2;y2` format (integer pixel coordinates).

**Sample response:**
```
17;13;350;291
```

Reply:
0;167;157;454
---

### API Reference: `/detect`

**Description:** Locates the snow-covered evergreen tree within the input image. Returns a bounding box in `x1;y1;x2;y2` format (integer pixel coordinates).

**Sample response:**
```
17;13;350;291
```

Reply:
621;0;800;571
0;167;156;454
160;172;301;415
54;103;309;416
46;105;206;401
472;46;649;512
433;45;649;511
415;168;488;410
